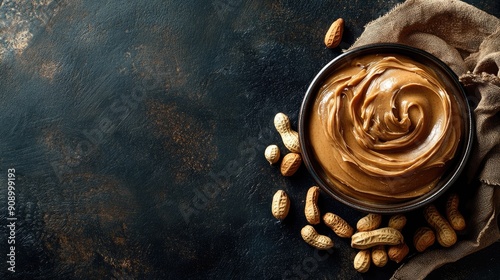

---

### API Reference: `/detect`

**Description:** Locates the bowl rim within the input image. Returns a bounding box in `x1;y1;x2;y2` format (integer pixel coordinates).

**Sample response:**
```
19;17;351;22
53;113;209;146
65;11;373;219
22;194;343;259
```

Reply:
298;43;474;214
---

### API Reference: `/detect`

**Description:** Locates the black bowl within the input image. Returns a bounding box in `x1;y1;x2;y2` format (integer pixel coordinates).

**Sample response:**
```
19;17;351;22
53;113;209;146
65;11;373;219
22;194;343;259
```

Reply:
299;43;473;214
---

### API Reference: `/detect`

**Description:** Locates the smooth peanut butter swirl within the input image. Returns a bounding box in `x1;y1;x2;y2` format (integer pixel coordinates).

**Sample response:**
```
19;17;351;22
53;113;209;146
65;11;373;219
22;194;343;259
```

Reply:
309;54;462;202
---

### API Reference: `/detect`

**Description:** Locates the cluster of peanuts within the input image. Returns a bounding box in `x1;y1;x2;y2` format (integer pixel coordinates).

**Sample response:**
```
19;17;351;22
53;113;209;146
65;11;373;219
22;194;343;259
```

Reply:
267;112;467;274
351;214;407;272
350;194;466;273
265;112;302;177
268;112;301;221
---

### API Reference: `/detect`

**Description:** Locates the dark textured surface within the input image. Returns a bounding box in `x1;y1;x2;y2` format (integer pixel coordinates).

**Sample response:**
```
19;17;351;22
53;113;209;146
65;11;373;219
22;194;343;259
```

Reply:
0;0;499;279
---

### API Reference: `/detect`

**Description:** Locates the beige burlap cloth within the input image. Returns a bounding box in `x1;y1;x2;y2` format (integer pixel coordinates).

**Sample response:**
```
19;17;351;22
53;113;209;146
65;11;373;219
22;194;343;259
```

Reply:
350;0;500;279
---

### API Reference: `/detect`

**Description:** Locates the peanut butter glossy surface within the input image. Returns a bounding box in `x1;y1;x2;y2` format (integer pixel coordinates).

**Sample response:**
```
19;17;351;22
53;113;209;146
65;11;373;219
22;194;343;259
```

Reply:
309;54;463;202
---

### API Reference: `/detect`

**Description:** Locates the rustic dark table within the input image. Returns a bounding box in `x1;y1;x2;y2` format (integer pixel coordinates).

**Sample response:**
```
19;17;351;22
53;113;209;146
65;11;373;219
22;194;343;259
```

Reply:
0;0;499;279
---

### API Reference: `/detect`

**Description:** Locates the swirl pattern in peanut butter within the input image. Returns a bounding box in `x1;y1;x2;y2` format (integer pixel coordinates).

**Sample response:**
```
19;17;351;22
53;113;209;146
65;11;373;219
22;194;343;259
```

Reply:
309;54;462;202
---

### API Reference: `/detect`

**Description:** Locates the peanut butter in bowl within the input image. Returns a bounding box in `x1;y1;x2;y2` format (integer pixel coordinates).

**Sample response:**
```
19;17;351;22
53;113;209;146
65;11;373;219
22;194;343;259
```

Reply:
300;44;473;212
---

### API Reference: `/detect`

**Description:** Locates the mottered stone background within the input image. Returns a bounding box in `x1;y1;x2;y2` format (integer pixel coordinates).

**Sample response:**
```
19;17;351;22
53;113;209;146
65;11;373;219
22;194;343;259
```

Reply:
0;0;499;279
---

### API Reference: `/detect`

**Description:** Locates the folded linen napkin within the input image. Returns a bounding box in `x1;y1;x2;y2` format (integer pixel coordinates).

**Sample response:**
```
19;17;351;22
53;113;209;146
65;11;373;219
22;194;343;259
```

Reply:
350;0;500;278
